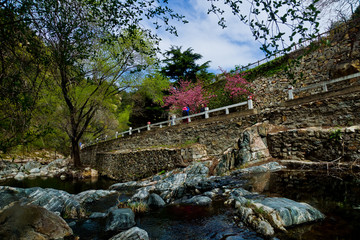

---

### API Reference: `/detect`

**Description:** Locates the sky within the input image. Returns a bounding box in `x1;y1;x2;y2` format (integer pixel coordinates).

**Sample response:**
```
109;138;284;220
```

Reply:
146;0;357;74
150;0;265;73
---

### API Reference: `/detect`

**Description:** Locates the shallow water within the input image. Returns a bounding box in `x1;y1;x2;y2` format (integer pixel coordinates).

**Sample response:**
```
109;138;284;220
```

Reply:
241;170;360;240
0;176;117;194
136;202;263;240
2;170;360;239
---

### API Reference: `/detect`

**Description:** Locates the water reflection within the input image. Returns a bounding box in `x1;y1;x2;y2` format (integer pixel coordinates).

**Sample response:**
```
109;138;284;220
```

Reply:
241;170;360;240
136;202;263;240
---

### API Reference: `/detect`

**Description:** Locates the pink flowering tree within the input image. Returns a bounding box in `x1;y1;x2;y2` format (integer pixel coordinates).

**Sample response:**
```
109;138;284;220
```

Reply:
162;80;216;113
222;69;254;101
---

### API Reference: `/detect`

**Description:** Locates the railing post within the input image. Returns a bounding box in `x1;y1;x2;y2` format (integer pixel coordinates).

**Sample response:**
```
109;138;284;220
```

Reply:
288;85;294;100
115;131;118;138
188;116;191;123
247;95;253;109
160;124;162;128
225;107;229;114
129;127;132;135
138;129;140;133
105;135;107;141
322;83;328;92
122;133;124;137
205;107;209;119
171;115;176;126
147;122;151;131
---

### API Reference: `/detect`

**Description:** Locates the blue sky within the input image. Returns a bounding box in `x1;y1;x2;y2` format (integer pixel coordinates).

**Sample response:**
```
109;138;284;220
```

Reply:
148;0;354;74
151;0;265;73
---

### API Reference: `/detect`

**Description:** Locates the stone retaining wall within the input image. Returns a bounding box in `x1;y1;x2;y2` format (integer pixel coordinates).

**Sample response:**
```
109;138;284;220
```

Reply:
252;18;360;109
268;126;360;162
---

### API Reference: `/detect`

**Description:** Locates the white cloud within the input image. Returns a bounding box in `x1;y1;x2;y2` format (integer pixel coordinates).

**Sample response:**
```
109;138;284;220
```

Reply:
154;0;265;73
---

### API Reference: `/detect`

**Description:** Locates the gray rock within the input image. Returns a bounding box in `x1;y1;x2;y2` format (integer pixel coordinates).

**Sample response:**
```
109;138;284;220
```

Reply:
109;181;139;191
147;193;165;208
14;172;26;180
109;227;149;240
105;208;136;232
89;212;108;219
23;161;41;171
75;189;117;205
232;162;285;175
131;188;150;202
29;167;40;174
47;158;69;170
0;203;73;239
179;195;212;206
258;197;325;227
0;186;85;219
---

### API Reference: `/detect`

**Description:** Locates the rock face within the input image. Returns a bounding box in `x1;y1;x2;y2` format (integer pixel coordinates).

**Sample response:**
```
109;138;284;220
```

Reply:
109;227;149;240
0;203;73;240
215;123;275;175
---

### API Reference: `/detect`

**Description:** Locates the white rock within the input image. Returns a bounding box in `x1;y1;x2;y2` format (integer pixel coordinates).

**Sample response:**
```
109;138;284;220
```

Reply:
14;172;26;180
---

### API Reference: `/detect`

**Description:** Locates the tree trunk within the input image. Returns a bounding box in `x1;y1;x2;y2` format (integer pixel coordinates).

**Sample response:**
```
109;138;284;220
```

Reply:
71;138;82;168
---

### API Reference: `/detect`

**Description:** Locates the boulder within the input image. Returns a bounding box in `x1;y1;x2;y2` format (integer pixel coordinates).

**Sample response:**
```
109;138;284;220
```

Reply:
147;193;165;208
235;195;325;237
0;186;85;219
14;172;26;180
23;161;41;171
109;227;149;240
0;203;73;240
258;197;325;227
178;195;212;206
105;208;136;232
232;162;285;175
109;181;140;191
29;167;40;174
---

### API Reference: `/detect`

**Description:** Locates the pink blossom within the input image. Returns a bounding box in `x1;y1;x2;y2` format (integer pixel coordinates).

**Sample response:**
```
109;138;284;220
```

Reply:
221;69;254;99
162;80;216;113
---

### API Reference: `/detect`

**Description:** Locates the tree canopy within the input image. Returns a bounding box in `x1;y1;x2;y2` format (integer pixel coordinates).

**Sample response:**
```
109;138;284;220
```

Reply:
161;46;212;83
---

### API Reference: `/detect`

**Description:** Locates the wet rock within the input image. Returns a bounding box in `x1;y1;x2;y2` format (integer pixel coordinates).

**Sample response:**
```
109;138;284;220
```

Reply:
105;208;136;232
0;186;85;219
0;203;73;240
109;181;140;191
258;197;325;227
75;189;117;205
232;161;285;175
177;195;212;206
234;194;325;237
89;212;108;219
131;188;150;202
109;227;149;240
147;193;165;208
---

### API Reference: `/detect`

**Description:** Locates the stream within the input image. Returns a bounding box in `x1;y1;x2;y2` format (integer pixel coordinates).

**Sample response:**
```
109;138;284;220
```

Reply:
1;169;360;239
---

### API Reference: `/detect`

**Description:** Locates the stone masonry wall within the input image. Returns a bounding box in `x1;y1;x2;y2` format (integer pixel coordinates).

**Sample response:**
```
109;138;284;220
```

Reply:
268;126;360;162
252;19;360;109
93;149;184;181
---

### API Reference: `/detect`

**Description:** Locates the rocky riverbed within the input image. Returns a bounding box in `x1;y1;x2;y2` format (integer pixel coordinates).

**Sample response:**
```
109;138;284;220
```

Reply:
0;158;325;239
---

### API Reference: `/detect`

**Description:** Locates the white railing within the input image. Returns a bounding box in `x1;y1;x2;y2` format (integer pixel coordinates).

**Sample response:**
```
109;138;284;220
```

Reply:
287;72;360;100
84;96;254;147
